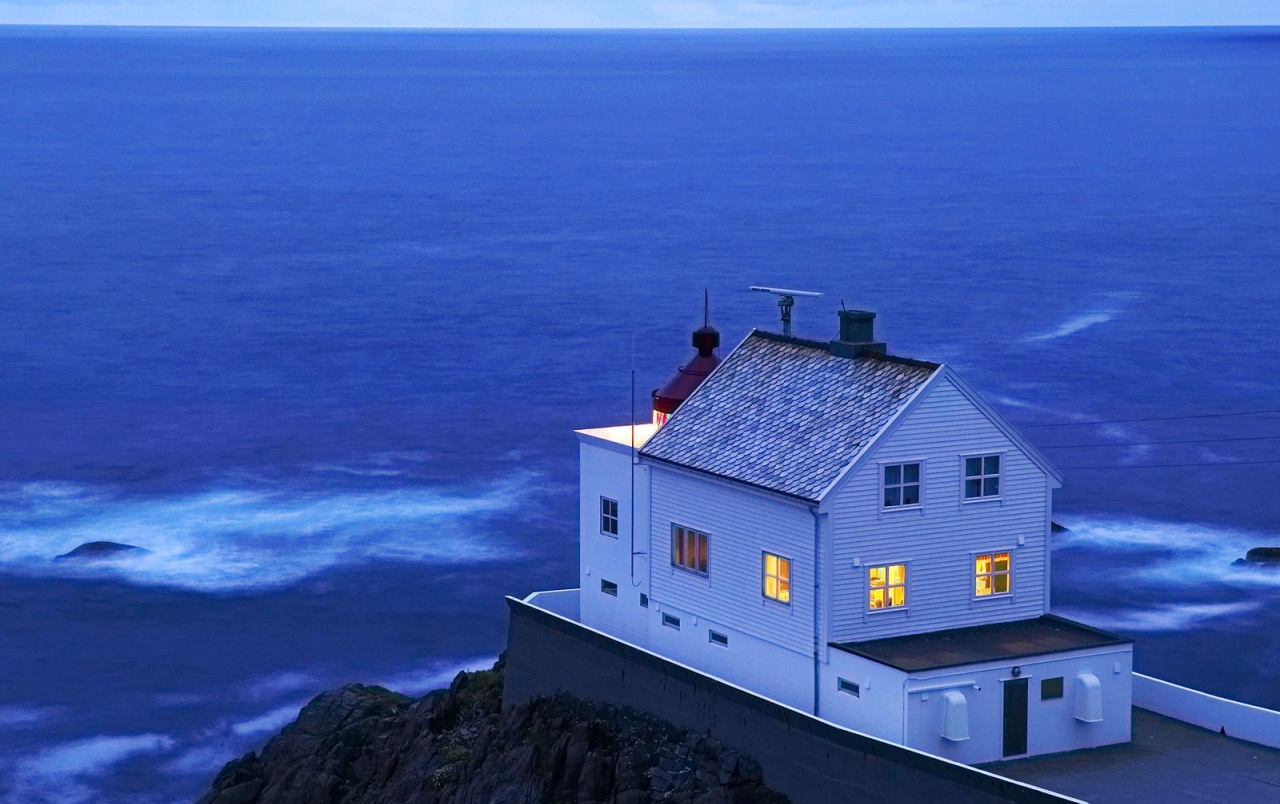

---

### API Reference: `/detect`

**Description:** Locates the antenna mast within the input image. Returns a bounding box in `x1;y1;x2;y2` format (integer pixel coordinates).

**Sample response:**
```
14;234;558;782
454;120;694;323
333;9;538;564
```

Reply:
749;286;823;337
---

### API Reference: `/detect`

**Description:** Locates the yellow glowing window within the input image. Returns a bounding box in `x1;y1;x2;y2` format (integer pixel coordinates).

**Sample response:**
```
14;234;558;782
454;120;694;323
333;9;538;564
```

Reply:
763;552;791;603
975;552;1011;596
868;564;906;610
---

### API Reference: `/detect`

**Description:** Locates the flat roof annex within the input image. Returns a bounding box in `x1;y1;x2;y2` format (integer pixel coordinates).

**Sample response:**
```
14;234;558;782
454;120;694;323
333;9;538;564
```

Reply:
831;615;1133;673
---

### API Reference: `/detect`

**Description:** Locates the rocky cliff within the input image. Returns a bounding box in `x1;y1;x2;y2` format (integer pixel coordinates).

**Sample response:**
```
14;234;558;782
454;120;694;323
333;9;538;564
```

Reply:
197;659;788;804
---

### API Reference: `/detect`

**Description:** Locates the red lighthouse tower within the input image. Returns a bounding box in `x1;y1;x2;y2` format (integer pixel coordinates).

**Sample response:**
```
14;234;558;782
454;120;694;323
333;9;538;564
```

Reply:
652;294;721;427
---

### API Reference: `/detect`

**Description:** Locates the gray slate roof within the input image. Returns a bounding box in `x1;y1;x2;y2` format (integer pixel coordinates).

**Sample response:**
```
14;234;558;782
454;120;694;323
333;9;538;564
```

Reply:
640;332;939;501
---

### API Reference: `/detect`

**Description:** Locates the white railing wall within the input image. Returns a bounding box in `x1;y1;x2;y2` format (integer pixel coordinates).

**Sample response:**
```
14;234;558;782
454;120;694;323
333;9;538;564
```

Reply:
1133;673;1280;749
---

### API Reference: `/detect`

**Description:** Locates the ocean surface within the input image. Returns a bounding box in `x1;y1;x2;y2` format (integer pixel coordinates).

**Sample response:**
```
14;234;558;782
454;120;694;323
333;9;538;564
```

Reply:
1;25;1279;803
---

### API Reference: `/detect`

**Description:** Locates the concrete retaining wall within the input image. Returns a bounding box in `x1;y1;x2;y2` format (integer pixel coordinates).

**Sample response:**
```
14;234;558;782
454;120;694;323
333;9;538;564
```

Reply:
504;594;1083;804
1134;673;1280;749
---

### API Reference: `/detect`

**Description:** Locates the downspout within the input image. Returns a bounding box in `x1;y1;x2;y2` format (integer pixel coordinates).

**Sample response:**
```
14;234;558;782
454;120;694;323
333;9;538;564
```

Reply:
809;505;822;716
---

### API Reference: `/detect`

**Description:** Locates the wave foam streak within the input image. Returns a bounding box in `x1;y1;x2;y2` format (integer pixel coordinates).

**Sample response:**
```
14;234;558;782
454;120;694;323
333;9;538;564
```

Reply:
0;478;529;593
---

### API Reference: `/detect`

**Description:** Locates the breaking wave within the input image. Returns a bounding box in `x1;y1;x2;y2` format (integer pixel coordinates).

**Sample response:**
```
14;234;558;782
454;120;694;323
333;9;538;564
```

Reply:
0;476;530;593
1053;601;1263;633
3;733;176;804
1027;310;1117;342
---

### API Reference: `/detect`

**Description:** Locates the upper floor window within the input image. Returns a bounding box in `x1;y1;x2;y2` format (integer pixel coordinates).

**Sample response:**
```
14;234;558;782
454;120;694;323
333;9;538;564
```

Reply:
600;497;619;536
868;564;906;610
762;552;791;604
883;462;921;508
975;552;1011;596
964;455;1001;499
671;525;708;575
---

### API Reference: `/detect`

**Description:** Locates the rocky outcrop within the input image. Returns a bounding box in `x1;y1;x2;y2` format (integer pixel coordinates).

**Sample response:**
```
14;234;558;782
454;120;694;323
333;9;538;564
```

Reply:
54;541;149;561
197;659;788;804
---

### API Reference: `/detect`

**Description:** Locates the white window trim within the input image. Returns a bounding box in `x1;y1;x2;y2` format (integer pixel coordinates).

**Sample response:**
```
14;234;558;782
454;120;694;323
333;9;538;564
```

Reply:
761;550;793;606
960;451;1005;504
865;559;910;614
970;548;1015;601
708;629;729;647
879;458;926;513
670;523;710;577
600;496;619;537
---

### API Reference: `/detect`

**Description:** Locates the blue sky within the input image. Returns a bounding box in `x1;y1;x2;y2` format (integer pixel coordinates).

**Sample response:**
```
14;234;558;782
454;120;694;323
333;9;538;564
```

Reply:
1;0;1277;28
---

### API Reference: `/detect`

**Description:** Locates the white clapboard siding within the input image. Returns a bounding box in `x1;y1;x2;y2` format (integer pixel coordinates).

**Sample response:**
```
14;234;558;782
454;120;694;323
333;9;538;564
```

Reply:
828;375;1050;643
649;466;815;656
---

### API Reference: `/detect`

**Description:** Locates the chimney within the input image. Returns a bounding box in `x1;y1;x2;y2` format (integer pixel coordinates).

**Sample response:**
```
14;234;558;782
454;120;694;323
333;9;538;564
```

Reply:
829;309;887;358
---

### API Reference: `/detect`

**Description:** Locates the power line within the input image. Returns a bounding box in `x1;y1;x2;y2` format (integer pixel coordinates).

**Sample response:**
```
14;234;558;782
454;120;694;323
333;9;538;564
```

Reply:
1016;408;1280;428
1041;434;1280;449
1060;458;1280;470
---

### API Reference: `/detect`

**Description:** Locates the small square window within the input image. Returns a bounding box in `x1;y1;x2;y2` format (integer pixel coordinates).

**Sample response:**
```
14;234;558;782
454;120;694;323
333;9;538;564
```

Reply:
639;593;649;608
868;563;907;610
883;462;922;508
600;497;619;536
708;630;728;647
964;454;1001;499
600;579;618;596
1041;677;1064;700
662;613;681;630
838;678;861;697
975;552;1012;597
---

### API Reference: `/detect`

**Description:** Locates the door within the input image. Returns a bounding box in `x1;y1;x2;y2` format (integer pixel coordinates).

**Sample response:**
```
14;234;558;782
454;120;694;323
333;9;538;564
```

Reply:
1003;677;1028;757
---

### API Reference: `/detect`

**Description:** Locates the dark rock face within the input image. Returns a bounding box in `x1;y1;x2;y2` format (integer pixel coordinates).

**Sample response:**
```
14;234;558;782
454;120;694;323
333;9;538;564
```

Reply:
197;659;788;804
54;541;149;561
1235;547;1280;566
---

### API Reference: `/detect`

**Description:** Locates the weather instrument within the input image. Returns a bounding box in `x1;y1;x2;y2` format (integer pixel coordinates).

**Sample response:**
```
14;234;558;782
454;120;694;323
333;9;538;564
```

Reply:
749;286;823;337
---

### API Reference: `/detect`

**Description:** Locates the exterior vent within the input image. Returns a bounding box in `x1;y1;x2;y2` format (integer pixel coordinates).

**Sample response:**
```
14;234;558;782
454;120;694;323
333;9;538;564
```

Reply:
941;691;971;741
1075;673;1104;723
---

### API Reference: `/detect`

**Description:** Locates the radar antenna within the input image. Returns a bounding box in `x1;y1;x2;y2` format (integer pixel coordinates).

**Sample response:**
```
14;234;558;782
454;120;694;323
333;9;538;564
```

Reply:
749;286;823;337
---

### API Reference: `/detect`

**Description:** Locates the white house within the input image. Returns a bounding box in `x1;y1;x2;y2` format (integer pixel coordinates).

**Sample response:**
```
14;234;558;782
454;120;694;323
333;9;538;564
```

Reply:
571;308;1133;765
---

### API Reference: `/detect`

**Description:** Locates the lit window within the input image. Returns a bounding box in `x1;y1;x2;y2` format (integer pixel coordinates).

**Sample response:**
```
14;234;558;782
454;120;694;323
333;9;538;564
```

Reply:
838;678;860;697
708;630;728;647
868;564;906;610
600;579;618;596
964;455;1001;499
762;552;791;603
662;612;681;630
975;552;1011;596
671;525;708;575
601;497;619;536
883;463;921;508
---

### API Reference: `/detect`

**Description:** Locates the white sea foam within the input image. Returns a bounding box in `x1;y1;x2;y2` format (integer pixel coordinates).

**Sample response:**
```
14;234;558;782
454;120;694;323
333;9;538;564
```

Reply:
1027;310;1116;342
5;733;176;804
1053;601;1262;633
0;705;60;730
1056;516;1280;589
240;671;321;702
0;477;529;593
230;702;307;737
374;655;498;696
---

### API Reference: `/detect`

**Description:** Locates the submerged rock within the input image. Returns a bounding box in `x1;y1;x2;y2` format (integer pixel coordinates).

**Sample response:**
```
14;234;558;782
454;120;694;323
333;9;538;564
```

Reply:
54;541;149;562
1234;547;1280;566
197;658;788;804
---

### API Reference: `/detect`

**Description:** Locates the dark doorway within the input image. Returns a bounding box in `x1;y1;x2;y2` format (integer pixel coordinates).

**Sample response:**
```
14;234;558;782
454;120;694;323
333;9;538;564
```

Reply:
1003;677;1029;757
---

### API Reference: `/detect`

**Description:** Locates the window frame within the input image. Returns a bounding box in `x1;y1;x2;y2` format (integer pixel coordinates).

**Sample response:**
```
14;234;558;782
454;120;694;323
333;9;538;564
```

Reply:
600;496;619;537
600;578;618;597
880;459;925;511
1041;677;1064;701
761;551;793;605
708;629;729;647
670;524;709;576
972;549;1014;600
961;452;1004;502
662;612;681;630
837;677;861;697
866;561;909;612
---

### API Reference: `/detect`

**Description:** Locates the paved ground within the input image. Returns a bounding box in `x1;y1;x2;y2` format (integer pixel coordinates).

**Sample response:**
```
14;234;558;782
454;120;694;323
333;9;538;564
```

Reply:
986;708;1280;804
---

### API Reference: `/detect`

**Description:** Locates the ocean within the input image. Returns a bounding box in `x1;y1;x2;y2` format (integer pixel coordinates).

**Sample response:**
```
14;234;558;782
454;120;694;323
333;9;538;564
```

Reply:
1;25;1279;803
